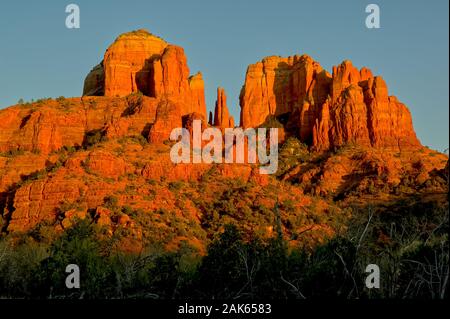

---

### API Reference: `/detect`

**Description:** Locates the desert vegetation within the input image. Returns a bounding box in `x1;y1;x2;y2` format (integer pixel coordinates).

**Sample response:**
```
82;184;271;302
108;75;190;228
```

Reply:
0;195;447;299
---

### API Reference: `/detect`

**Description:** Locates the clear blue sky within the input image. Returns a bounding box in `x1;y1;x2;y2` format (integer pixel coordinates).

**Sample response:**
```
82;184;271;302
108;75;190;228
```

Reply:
0;0;448;151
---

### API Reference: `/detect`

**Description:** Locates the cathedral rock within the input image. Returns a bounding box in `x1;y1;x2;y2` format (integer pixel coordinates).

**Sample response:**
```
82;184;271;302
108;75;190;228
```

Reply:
239;55;421;151
83;29;207;119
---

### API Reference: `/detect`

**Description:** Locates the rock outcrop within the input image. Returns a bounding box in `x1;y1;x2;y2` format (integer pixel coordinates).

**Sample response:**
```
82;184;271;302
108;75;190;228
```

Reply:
240;55;421;151
213;87;234;130
0;98;108;155
102;30;168;97
83;29;206;119
148;99;182;143
0;96;160;155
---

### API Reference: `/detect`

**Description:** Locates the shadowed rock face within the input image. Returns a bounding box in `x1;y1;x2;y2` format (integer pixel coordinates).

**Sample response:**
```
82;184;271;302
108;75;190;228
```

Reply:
83;63;105;96
240;55;421;151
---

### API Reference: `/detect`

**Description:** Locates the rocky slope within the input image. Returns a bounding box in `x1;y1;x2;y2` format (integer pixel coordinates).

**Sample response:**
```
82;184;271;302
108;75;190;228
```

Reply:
0;29;447;253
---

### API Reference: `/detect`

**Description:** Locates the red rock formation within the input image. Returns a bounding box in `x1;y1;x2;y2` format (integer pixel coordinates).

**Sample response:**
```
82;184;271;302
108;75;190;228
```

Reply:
188;72;207;117
0;92;195;156
147;99;182;143
214;87;234;129
312;99;331;150
182;112;208;137
104;95;159;138
102;30;169;97
0;99;93;155
0;96;158;155
151;46;206;117
7;178;87;232
240;56;421;151
84;150;130;179
240;56;291;129
239;55;330;130
83;29;207;119
361;76;420;150
0;29;446;246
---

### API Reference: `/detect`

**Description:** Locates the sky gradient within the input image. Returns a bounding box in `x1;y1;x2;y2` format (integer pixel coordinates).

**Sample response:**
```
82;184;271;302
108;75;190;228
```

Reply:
0;0;448;151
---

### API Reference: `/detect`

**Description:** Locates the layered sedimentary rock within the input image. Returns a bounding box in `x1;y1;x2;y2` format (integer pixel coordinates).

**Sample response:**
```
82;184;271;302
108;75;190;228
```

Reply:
104;95;159;139
239;55;330;129
147;99;182;143
240;56;421;151
187;72;207;116
213;87;234;129
102;30;168;97
0;98;113;155
1;28;212;156
83;29;206;119
0;96;159;155
151;45;206;116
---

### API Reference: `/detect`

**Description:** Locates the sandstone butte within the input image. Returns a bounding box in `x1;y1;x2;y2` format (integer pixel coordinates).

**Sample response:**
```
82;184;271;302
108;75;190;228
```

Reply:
240;55;421;151
213;87;235;130
0;29;447;253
